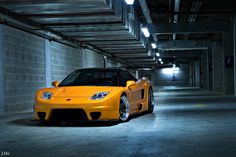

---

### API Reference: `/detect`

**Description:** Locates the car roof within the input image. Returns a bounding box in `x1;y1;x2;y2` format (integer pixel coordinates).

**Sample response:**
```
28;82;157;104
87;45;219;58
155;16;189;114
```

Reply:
77;68;128;72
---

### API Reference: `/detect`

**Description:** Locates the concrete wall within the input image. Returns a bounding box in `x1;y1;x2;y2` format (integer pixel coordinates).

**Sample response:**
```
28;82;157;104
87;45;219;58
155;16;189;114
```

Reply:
0;26;4;114
83;48;104;68
50;42;83;82
0;25;123;114
3;26;45;113
155;63;190;87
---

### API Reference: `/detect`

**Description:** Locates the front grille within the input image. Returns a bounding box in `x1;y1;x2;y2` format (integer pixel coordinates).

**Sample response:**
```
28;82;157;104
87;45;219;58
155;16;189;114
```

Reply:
50;109;88;121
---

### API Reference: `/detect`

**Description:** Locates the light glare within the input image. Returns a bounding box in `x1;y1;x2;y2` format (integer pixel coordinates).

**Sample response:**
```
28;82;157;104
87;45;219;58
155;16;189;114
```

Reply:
125;0;135;5
141;27;150;37
151;43;157;49
162;67;180;75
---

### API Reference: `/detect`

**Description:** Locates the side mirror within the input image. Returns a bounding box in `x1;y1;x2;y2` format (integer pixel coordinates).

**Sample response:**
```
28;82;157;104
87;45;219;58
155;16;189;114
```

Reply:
52;80;59;87
126;80;136;88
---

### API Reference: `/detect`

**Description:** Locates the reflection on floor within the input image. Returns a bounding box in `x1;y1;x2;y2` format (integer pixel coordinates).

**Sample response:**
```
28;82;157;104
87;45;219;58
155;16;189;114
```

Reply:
1;86;236;157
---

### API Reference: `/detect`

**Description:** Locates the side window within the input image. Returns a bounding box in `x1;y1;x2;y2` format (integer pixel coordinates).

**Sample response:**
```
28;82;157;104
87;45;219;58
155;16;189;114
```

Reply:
119;71;137;87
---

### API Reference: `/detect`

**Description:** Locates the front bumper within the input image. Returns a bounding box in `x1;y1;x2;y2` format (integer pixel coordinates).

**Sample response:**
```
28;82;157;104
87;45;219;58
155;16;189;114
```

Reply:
34;97;120;121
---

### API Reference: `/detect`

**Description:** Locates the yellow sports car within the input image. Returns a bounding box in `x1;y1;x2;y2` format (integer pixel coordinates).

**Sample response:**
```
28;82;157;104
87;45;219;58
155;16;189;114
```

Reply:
33;68;154;122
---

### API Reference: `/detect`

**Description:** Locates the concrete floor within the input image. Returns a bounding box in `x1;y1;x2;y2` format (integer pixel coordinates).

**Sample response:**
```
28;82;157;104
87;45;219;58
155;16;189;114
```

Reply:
1;87;236;157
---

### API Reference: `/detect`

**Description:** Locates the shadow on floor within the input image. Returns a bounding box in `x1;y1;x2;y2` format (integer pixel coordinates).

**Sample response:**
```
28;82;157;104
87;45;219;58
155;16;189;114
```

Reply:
8;112;151;127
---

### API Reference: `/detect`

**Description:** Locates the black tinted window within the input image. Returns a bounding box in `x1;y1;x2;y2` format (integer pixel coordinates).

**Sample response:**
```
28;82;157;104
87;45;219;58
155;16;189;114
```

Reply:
59;70;118;87
119;71;137;86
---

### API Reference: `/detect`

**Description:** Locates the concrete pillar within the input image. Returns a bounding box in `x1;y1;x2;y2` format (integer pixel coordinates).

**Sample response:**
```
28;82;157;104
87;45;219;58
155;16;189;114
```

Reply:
234;14;236;96
135;70;139;79
208;48;213;91
0;25;4;114
45;39;52;87
224;32;234;95
212;43;224;93
201;51;208;89
189;62;193;87
195;60;200;88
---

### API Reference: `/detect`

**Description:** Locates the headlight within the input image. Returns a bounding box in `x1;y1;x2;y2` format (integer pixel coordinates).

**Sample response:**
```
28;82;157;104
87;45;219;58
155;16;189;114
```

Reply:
90;92;109;100
41;92;53;100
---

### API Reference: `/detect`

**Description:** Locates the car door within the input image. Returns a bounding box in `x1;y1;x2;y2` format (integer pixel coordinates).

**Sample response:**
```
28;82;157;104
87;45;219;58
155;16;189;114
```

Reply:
119;71;143;113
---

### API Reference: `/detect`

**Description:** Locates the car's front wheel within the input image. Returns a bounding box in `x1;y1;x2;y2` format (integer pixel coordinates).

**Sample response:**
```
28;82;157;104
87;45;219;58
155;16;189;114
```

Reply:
119;95;130;122
148;88;154;113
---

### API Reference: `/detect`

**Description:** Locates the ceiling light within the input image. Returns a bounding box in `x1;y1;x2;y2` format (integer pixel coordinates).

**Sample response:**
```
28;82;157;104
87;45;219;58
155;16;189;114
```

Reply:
160;61;164;64
158;58;162;62
141;27;150;38
151;43;157;49
125;0;135;5
156;53;160;57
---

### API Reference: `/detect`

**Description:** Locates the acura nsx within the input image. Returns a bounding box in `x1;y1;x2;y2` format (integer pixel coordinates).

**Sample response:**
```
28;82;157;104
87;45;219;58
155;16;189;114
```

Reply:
33;68;154;122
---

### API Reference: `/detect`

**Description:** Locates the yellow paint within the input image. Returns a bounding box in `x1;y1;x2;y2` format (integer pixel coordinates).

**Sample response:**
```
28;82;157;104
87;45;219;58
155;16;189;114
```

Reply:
34;79;151;121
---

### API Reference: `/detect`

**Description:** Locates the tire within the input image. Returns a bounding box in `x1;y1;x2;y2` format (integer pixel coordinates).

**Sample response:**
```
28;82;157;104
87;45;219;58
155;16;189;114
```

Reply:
148;88;154;113
119;95;130;122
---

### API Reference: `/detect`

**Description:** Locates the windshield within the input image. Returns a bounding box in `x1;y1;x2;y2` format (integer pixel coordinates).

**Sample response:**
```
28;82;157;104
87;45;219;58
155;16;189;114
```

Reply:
59;70;118;87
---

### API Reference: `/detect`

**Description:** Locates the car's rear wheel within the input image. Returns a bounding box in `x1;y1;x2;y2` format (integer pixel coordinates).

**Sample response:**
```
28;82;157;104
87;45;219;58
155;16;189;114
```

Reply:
119;95;130;122
148;88;154;113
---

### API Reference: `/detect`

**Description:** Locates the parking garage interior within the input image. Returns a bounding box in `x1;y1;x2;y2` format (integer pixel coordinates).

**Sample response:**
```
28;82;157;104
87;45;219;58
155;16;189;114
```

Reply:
0;0;236;157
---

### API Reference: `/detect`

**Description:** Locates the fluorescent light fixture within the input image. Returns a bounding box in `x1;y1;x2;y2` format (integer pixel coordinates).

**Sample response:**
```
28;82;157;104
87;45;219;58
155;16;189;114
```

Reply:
151;43;157;49
141;27;150;37
162;67;180;75
158;58;162;62
156;53;160;57
125;0;135;5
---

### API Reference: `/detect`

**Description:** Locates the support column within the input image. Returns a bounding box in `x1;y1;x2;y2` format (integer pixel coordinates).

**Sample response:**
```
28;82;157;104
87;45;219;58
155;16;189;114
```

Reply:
224;32;234;95
0;25;4;114
234;14;236;96
212;42;224;93
208;48;213;91
195;60;200;88
200;50;208;89
45;39;51;87
189;62;193;87
135;70;139;79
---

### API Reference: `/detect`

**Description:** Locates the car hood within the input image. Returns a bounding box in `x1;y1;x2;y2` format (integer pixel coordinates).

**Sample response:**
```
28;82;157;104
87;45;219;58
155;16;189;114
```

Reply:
46;86;117;98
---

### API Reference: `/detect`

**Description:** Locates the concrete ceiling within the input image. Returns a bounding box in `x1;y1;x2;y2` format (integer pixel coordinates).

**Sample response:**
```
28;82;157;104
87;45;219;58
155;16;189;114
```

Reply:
0;0;150;66
0;0;235;67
